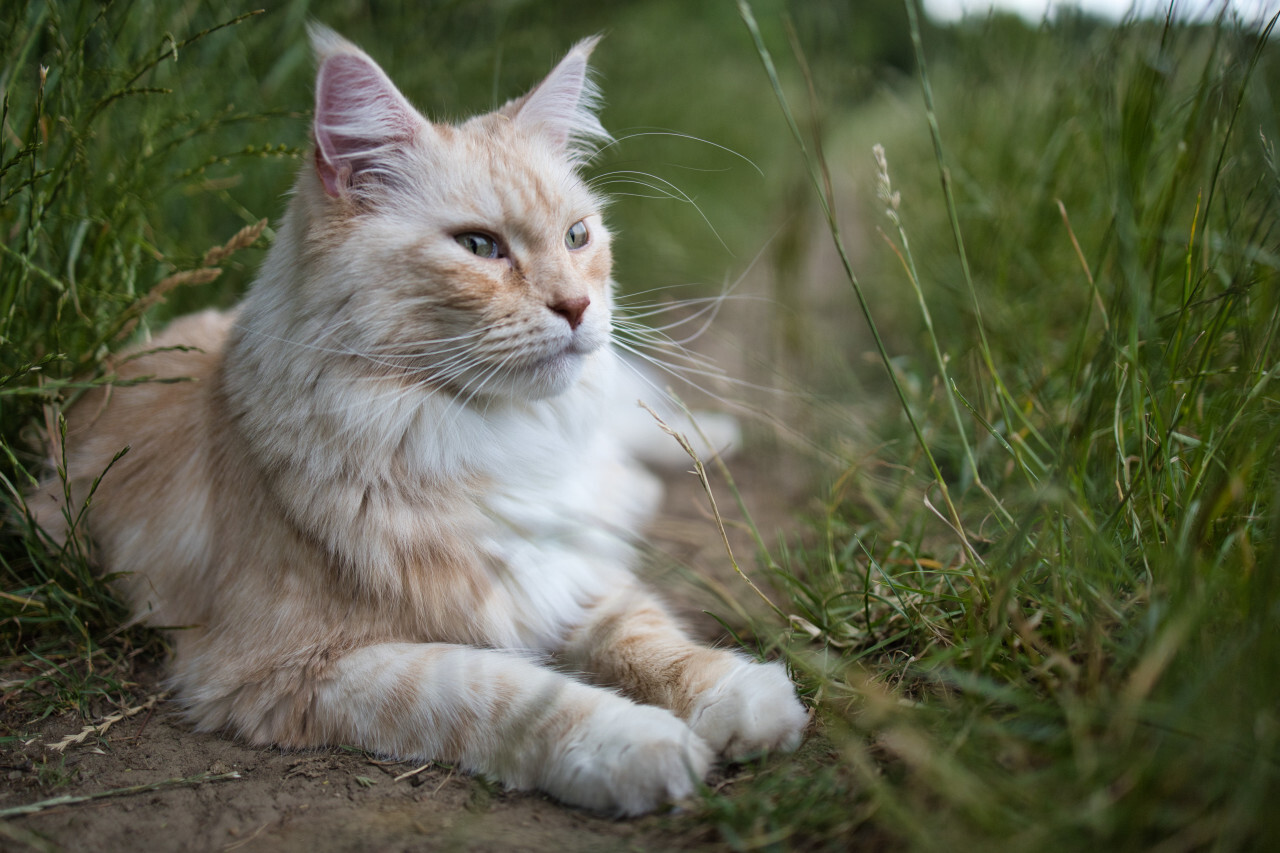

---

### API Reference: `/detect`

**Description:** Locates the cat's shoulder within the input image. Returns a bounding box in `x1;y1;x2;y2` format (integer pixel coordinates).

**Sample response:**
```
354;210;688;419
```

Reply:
144;307;237;355
115;308;239;382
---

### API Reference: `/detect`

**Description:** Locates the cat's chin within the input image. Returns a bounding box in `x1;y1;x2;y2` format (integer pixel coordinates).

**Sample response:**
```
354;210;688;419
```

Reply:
521;350;590;400
457;349;590;403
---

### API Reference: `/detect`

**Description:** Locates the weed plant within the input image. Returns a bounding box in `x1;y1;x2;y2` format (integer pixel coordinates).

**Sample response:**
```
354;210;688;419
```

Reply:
707;2;1280;850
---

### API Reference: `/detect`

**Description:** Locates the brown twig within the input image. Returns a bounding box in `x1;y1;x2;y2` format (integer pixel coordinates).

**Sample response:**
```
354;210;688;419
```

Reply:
121;700;158;744
392;763;432;783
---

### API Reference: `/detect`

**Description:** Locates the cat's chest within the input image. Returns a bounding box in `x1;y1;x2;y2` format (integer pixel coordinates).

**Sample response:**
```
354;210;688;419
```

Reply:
444;428;655;647
469;482;639;649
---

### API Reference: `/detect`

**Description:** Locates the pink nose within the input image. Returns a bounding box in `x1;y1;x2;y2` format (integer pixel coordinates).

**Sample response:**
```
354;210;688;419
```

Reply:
550;296;590;330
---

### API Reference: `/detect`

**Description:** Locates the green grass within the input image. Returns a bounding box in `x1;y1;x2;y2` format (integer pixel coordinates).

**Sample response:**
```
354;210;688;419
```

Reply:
700;2;1280;850
4;0;1280;851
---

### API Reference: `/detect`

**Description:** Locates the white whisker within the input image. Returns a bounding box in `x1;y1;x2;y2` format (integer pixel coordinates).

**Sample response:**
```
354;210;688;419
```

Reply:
593;128;764;177
589;169;731;255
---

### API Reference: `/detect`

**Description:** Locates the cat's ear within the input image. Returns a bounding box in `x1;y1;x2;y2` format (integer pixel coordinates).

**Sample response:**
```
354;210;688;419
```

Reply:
309;25;427;199
502;36;611;167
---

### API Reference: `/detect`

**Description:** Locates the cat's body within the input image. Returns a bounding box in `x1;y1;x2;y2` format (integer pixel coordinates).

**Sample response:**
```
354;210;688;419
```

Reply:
30;29;806;814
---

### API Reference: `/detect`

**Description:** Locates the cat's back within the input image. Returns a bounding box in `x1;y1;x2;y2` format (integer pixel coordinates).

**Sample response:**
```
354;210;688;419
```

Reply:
60;306;234;458
134;308;236;373
29;308;237;563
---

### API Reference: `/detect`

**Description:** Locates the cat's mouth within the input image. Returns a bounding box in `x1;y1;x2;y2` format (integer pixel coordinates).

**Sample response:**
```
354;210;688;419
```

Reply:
518;340;601;397
533;344;589;372
540;328;607;362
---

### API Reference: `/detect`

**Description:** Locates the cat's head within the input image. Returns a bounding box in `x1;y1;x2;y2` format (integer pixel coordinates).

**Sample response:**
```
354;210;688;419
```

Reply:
284;26;615;402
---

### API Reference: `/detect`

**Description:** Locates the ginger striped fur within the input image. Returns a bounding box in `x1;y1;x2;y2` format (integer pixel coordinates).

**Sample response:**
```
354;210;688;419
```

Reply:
29;27;807;815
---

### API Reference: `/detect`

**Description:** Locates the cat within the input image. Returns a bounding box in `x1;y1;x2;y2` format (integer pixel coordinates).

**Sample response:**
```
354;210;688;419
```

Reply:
29;26;807;815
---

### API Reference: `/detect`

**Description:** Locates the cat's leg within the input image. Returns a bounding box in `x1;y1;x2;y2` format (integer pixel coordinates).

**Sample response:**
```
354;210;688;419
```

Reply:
205;643;711;815
559;587;808;761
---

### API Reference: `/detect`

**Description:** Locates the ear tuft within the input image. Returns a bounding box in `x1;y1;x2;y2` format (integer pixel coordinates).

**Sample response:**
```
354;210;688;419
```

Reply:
504;36;611;168
309;24;425;199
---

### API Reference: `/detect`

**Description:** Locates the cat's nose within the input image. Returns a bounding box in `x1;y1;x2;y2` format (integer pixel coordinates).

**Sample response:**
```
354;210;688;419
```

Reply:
550;296;590;330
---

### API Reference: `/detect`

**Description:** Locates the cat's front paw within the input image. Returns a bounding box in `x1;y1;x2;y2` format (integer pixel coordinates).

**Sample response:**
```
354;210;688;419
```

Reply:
542;698;712;816
687;659;808;761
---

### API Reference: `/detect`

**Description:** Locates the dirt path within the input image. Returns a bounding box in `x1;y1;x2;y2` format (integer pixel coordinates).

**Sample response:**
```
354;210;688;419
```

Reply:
7;705;702;852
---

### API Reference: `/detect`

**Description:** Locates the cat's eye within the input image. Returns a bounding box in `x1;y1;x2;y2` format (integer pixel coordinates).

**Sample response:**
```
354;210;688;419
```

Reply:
565;220;589;251
456;232;501;259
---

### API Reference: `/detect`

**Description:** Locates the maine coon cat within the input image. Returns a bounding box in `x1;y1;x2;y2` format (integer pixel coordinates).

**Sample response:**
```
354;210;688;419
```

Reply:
30;27;807;815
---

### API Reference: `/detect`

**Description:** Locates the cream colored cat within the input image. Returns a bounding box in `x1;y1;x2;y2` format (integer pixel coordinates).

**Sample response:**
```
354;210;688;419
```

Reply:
30;27;806;815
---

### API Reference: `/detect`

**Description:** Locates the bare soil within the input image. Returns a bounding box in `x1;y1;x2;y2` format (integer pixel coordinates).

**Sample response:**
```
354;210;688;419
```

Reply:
0;456;819;853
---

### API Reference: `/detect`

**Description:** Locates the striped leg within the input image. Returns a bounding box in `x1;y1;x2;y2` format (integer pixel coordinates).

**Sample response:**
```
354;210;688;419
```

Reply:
235;643;711;815
560;587;808;760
